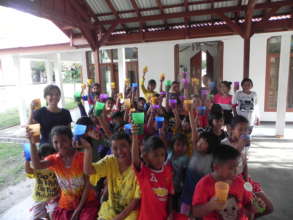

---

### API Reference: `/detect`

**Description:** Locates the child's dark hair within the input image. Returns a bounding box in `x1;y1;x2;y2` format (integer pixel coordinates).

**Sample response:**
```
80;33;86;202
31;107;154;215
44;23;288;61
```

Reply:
221;81;232;90
231;115;249;129
171;133;188;149
76;117;94;132
44;84;61;98
143;136;165;153
148;79;156;86
198;132;213;153
208;111;224;127
172;81;179;86
210;104;223;115
111;132;131;145
138;97;146;103
91;83;100;89
106;97;115;103
50;125;73;141
212;144;240;165
241;78;253;87
111;111;123;120
38;143;56;158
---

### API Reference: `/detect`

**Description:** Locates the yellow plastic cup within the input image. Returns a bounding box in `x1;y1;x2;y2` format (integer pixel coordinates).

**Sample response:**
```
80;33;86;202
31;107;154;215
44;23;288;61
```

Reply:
143;66;148;73
81;83;86;89
215;181;230;203
111;82;116;89
192;77;200;85
87;79;93;86
151;96;158;105
124;98;131;108
32;98;41;111
125;78;130;85
28;124;41;143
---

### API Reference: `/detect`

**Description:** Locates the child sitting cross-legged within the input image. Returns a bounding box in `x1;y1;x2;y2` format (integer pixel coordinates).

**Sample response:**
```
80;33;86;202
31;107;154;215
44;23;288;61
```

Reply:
25;143;60;220
192;144;256;220
82;132;141;220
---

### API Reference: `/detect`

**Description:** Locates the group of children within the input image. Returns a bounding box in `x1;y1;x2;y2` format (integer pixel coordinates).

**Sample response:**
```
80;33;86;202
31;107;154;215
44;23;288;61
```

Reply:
25;69;273;220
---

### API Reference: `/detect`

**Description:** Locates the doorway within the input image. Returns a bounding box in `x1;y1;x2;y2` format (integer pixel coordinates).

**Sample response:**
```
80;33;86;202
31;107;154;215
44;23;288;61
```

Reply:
176;41;223;87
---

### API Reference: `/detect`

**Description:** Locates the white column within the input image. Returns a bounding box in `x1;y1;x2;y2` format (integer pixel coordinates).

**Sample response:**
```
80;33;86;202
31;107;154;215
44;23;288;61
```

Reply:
81;51;89;83
54;53;65;108
45;60;53;84
13;55;28;125
118;48;126;93
275;33;292;137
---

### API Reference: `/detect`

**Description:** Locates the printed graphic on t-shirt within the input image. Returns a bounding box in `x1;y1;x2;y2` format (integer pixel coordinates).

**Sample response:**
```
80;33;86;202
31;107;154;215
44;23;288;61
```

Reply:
219;195;240;220
239;98;254;112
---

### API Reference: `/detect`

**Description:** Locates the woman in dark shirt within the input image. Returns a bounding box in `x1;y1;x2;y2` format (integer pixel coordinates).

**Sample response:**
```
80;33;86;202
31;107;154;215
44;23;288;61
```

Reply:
29;84;72;144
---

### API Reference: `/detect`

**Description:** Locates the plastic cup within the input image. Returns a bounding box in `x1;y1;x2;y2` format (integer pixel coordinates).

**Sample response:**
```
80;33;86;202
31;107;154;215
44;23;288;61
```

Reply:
132;83;138;88
124;98;131;109
152;104;160;109
165;80;172;87
169;99;177;108
28;124;40;143
94;102;105;116
124;123;132;135
184;99;193;111
99;93;108;102
23;143;31;161
81;83;86;89
125;78;130;85
155;116;164;129
73;124;87;141
87;79;93;86
201;89;209;97
132;112;145;124
234;81;240;90
197;106;206;116
160;91;167;96
160;74;165;81
143;66;148;73
82;95;88;101
74;92;82;102
192;77;200;85
32;98;41;111
215;181;230;203
111;82;116;89
151;97;157;105
208;81;216;89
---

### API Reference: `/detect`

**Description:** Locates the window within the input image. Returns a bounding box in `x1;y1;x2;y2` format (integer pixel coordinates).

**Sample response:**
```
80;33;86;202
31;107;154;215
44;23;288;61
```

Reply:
265;36;293;111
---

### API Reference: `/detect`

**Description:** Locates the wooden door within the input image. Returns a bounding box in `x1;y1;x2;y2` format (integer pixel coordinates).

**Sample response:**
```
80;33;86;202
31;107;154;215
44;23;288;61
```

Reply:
190;51;202;83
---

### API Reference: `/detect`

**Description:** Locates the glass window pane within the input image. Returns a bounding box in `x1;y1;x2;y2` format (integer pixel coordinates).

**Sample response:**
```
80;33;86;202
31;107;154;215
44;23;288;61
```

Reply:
100;64;112;94
287;36;293;109
100;50;112;63
112;49;118;63
125;48;138;60
266;36;281;111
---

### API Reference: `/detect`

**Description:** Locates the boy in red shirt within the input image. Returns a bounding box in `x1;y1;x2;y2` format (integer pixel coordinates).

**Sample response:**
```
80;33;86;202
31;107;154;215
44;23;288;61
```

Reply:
192;144;255;220
132;128;174;220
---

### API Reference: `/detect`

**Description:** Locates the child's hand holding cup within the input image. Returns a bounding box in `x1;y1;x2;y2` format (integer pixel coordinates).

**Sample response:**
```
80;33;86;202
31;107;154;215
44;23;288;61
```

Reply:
27;124;41;144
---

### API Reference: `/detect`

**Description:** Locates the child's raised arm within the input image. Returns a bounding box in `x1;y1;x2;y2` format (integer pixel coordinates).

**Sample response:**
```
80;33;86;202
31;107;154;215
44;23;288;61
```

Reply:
131;126;141;171
76;138;95;175
27;128;51;170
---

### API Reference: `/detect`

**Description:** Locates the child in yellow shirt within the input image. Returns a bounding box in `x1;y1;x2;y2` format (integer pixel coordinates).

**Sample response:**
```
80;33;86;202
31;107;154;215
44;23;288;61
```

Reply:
81;132;140;220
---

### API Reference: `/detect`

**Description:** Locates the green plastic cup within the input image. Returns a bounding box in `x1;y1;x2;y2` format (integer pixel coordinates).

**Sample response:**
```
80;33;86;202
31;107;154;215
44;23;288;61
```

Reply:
74;92;82;102
165;80;172;87
94;102;105;116
132;112;145;124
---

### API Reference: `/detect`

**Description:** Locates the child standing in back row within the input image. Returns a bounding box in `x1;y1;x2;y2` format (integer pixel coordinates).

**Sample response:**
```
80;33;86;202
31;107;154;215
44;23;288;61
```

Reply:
132;131;174;220
25;144;60;220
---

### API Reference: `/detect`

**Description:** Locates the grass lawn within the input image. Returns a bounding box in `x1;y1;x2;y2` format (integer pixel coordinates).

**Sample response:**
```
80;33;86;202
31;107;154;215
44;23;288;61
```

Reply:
0;109;20;129
0;143;25;191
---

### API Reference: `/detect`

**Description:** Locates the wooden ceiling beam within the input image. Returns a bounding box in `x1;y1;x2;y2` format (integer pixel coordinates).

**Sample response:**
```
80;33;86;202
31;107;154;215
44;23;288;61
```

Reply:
104;0;128;31
215;12;245;38
262;6;281;22
155;0;168;29
130;0;145;32
245;0;257;38
98;1;293;26
98;21;120;47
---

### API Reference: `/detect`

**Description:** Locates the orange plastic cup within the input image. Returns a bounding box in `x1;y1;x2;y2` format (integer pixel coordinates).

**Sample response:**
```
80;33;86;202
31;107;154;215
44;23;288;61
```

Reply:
160;73;165;81
81;83;86;89
215;181;230;203
32;99;41;111
151;96;157;105
28;124;41;143
192;77;200;85
183;99;193;111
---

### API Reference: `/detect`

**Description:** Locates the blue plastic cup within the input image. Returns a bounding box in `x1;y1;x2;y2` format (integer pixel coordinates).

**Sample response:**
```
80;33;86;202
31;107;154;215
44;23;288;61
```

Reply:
197;106;206;116
132;83;138;88
124;123;132;135
23;143;31;161
82;95;88;101
73;124;87;141
155;116;164;129
208;81;216;89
